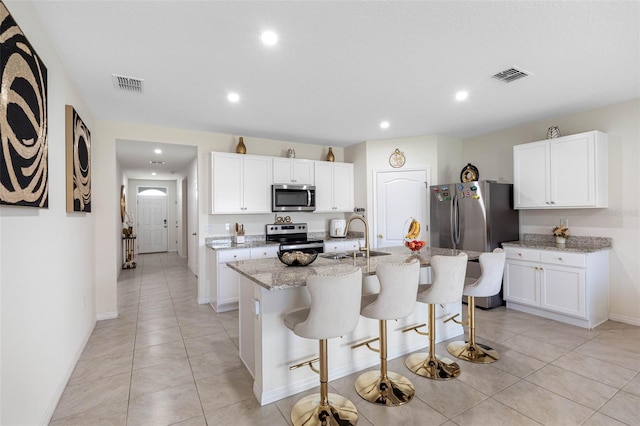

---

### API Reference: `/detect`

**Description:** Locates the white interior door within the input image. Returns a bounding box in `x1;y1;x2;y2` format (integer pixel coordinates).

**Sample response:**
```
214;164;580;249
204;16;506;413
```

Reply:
375;169;429;248
138;193;168;253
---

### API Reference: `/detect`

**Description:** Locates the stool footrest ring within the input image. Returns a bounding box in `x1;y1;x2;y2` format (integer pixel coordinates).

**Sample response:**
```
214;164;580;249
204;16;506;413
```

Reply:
443;313;466;325
351;337;380;352
401;323;428;336
289;357;320;374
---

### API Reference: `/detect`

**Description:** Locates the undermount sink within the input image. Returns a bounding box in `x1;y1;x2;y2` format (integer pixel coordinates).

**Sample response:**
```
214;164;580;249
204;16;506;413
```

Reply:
320;250;391;260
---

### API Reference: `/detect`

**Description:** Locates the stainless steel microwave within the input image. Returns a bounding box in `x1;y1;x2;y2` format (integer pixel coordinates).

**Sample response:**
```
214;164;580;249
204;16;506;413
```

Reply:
272;184;316;212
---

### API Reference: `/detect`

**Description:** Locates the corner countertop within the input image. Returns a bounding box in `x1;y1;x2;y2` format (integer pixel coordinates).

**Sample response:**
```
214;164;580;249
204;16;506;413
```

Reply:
502;234;612;253
226;246;481;291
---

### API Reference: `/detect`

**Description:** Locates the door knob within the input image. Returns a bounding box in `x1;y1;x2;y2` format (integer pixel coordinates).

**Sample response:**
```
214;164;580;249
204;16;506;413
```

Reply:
192;233;197;236
377;234;383;238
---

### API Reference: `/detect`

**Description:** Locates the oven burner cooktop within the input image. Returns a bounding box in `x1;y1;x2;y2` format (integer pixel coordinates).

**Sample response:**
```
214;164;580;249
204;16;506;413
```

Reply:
266;223;324;253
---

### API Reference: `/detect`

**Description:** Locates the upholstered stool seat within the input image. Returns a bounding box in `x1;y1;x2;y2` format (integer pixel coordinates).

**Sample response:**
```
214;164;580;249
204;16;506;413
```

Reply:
283;267;362;426
352;259;420;406
447;248;506;363
405;253;468;380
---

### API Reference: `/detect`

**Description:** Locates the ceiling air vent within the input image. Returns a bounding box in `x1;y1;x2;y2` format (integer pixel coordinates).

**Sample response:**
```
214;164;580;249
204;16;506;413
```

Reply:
112;74;144;93
491;67;530;83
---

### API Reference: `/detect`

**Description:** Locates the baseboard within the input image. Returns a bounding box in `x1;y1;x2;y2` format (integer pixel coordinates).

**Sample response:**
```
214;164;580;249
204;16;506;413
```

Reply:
96;311;118;321
608;313;640;326
42;321;94;424
197;297;210;305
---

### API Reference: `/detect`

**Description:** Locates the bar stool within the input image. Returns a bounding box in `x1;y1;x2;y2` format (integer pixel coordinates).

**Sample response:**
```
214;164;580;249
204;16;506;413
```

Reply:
283;267;362;426
447;248;506;363
404;253;468;380
352;259;420;406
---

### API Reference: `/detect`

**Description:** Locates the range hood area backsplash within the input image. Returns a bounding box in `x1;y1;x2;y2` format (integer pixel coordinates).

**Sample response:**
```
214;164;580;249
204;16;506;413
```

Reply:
204;212;357;238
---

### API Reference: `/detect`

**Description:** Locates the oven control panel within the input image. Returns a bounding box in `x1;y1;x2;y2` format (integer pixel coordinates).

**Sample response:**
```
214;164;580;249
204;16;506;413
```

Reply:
266;223;307;235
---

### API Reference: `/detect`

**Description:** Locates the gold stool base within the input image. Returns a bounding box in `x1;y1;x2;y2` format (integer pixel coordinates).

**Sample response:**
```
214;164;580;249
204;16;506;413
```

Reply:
405;352;461;380
354;370;415;406
447;340;500;364
291;393;358;426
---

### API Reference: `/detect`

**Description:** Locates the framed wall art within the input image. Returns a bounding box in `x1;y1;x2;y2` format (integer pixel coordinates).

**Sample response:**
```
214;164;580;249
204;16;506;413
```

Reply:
65;105;91;212
0;2;49;208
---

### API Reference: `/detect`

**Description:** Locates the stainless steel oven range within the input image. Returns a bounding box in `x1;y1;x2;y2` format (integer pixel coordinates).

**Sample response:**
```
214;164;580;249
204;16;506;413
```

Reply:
265;223;324;254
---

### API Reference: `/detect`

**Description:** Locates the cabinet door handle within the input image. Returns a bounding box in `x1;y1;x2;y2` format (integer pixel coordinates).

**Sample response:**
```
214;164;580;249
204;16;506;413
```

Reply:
558;257;563;261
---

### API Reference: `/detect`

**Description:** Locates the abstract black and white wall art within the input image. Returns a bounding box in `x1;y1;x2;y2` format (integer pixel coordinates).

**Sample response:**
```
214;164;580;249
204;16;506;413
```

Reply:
0;1;49;208
65;105;91;212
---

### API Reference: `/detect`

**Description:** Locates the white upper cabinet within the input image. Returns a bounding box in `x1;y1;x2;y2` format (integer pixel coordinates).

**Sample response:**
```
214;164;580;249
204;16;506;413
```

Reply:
514;131;607;209
314;162;354;213
272;158;314;185
210;152;272;214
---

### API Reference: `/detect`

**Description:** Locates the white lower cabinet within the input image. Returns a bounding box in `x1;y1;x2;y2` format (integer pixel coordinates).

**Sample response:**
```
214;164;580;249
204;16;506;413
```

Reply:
503;246;609;329
209;246;279;312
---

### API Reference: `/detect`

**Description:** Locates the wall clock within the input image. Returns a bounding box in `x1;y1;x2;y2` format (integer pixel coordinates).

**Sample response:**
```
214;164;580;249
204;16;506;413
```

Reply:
460;163;479;182
389;149;406;168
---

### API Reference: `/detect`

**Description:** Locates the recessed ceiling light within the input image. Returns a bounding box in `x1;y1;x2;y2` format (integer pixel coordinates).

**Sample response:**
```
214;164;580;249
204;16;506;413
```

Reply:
154;149;162;154
455;91;469;101
261;30;278;46
227;92;240;103
151;172;157;176
380;121;390;129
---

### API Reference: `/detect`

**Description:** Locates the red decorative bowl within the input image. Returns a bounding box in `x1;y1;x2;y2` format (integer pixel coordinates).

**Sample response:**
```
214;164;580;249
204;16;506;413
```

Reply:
405;240;426;252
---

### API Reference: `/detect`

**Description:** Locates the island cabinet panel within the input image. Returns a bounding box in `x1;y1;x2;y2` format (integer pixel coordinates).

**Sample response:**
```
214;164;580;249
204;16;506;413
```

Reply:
238;273;463;406
513;131;607;209
210;152;272;214
503;246;609;328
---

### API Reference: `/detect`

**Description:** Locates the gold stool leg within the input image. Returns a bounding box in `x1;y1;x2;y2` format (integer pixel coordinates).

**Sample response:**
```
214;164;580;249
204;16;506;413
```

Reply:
291;339;358;426
405;304;461;380
447;296;500;364
354;320;415;406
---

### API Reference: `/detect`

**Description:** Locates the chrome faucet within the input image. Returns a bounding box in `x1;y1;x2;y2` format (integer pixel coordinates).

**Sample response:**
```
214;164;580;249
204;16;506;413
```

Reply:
345;215;370;258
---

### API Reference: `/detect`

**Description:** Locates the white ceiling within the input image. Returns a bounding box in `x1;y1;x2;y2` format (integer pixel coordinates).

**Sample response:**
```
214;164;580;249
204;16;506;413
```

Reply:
30;1;640;179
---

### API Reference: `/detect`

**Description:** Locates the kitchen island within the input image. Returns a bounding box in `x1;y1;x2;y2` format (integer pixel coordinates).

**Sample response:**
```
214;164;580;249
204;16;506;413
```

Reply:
227;246;481;405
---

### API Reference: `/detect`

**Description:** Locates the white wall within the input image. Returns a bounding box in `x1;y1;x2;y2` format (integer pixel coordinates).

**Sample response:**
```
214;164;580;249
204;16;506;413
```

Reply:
0;2;96;424
463;98;640;325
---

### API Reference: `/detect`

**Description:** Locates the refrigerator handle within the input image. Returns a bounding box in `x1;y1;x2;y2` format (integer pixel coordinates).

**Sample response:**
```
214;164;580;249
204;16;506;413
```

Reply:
452;194;461;247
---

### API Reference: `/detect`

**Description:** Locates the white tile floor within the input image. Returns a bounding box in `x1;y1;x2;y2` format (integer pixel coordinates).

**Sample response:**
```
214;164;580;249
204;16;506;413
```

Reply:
50;252;640;425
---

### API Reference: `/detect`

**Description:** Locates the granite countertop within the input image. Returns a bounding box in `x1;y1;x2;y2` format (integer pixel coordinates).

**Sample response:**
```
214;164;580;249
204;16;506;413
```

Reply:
227;245;481;291
502;234;612;253
206;238;280;250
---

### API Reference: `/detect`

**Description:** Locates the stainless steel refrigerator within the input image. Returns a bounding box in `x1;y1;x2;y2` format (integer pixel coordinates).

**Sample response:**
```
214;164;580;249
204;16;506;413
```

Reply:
430;180;519;308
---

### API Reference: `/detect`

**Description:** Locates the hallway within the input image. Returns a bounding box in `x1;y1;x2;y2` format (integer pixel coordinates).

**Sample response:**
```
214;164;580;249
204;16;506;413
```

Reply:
50;253;640;425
